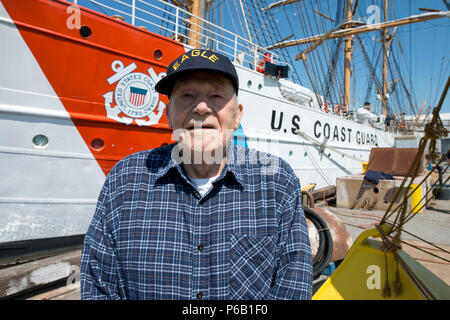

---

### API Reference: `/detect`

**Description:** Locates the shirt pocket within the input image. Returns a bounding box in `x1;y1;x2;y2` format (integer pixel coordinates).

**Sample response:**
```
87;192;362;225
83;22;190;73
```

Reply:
228;233;277;300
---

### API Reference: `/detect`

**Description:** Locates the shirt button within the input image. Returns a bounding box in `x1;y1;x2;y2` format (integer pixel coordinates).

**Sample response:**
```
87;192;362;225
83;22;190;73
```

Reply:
196;292;203;299
197;244;204;251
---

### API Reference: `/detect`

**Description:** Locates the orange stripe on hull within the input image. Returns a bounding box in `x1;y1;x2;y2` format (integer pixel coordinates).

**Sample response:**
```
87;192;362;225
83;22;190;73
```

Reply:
3;0;185;176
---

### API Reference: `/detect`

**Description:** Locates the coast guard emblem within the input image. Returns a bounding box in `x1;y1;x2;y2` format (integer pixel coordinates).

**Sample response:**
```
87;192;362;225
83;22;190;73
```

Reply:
103;60;166;126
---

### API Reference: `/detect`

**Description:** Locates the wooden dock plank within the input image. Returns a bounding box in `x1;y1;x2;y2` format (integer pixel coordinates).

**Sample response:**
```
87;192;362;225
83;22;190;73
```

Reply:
0;249;81;299
27;282;80;300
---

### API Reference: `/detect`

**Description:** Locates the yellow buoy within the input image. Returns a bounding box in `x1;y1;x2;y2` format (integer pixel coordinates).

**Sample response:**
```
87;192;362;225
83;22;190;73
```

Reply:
362;162;368;173
410;183;423;214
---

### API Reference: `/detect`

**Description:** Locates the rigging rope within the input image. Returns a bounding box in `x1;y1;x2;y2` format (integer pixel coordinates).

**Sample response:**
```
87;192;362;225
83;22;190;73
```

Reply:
356;35;383;101
432;57;449;107
316;0;342;106
265;0;303;84
377;75;450;298
293;129;366;163
310;1;335;103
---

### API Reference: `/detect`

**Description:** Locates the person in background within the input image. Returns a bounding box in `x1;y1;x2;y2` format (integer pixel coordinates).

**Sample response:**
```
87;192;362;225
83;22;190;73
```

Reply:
356;101;377;127
384;114;393;130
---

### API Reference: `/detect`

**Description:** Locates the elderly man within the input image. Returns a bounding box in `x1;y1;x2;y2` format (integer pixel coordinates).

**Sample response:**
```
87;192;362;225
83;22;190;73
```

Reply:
80;49;312;300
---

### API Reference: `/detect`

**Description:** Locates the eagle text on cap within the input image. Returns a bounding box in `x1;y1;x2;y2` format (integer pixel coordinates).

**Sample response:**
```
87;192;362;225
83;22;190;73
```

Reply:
172;50;219;70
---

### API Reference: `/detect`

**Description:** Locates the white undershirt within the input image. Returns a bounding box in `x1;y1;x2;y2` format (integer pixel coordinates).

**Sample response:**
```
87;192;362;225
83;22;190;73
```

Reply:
191;175;219;196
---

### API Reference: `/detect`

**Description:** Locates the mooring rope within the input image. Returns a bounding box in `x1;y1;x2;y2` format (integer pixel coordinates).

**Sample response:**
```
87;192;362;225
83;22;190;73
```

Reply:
376;75;450;298
293;129;366;162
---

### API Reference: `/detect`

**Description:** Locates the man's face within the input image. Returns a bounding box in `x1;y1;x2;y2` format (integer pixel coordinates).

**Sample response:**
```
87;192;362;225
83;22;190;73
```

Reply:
166;71;243;157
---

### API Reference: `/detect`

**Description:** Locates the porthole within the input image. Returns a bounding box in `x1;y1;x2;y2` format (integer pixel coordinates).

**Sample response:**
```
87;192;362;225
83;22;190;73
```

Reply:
258;84;263;90
304;152;308;157
288;150;293;158
32;135;49;148
80;26;92;39
247;80;252;87
91;138;104;151
154;49;163;60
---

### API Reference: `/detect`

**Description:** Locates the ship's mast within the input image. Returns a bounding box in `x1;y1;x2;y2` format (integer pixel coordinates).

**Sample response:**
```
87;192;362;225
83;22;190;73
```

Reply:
343;0;352;109
382;0;389;116
188;0;203;48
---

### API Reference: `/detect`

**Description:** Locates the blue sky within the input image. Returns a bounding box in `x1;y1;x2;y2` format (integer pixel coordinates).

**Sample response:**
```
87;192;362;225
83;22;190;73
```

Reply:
394;0;450;115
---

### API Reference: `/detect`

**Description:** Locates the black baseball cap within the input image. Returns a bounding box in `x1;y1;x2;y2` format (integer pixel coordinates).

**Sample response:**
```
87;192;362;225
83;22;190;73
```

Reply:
155;49;239;97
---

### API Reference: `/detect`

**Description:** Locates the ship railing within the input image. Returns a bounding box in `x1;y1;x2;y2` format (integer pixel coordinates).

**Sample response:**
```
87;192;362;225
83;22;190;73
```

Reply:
70;0;292;78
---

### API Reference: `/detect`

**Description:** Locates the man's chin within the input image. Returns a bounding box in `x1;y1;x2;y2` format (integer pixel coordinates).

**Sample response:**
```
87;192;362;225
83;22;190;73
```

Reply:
188;143;222;154
178;140;227;164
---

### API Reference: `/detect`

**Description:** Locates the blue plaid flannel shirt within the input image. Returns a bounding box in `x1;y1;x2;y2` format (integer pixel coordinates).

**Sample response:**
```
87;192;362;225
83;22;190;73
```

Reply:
80;143;312;299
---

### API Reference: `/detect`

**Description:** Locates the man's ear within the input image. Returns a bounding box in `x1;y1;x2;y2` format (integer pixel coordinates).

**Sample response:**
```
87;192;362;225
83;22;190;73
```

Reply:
234;103;243;130
166;101;173;129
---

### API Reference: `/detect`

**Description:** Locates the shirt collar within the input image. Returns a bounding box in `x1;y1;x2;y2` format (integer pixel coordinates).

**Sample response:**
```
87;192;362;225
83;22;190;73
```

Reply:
221;143;245;187
153;143;180;180
154;143;244;188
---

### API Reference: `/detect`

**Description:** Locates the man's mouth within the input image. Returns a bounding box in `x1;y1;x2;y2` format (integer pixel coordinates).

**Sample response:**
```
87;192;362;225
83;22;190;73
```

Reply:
186;124;216;130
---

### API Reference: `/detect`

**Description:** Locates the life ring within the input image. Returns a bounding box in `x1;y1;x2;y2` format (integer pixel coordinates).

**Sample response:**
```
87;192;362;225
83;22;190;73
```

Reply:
256;60;265;73
256;53;272;73
334;104;343;114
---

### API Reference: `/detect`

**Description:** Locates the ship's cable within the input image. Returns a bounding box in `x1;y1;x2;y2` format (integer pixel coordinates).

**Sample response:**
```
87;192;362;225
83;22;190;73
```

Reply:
376;75;450;298
293;129;365;162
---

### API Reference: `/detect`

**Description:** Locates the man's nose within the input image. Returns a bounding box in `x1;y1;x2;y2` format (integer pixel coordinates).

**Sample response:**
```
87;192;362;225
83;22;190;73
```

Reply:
192;99;212;115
